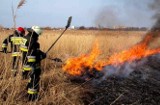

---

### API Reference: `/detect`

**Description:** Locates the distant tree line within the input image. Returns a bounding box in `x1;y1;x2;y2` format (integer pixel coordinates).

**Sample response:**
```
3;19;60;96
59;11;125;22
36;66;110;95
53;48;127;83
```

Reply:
34;26;149;31
78;26;148;31
0;25;149;31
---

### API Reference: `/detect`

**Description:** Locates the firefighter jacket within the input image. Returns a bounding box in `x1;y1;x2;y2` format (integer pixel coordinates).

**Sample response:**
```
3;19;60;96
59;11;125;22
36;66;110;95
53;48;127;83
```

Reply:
2;31;24;57
23;50;46;73
20;31;39;54
21;31;46;72
20;31;38;63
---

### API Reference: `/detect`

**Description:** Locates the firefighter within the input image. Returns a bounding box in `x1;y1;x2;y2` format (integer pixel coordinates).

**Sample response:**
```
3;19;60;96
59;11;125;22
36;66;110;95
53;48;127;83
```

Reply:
1;27;25;76
20;26;42;79
20;26;46;100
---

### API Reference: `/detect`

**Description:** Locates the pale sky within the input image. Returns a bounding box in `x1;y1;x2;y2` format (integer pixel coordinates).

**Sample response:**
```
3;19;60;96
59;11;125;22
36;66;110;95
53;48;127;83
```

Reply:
0;0;156;28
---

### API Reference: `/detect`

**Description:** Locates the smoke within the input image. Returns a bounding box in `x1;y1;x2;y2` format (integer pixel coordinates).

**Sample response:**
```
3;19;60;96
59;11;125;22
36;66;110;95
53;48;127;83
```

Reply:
95;6;122;28
149;0;160;30
94;0;160;29
94;0;154;28
88;56;159;86
102;63;135;78
140;0;160;47
90;53;160;85
89;57;150;85
100;59;147;79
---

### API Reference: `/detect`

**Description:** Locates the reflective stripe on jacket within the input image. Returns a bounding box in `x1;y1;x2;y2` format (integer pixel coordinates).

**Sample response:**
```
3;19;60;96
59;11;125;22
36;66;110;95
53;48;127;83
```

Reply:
27;56;36;62
2;43;7;48
11;37;23;45
20;45;28;52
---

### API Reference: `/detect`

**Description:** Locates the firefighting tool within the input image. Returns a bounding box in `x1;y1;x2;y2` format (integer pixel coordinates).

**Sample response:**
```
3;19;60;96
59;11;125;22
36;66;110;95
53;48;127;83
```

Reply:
46;16;72;54
48;57;62;62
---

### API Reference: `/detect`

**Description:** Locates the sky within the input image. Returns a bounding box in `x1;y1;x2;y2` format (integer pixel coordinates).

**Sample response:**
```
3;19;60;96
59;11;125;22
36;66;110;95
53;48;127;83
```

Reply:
0;0;156;28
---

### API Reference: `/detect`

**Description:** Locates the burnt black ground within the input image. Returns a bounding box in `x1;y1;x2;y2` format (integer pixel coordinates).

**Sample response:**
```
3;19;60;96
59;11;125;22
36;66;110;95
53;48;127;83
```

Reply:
70;54;160;105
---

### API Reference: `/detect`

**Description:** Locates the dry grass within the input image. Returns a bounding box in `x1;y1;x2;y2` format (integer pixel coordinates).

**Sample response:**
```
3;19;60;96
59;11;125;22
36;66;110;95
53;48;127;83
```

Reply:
17;0;26;9
12;0;26;28
39;30;146;60
0;29;147;104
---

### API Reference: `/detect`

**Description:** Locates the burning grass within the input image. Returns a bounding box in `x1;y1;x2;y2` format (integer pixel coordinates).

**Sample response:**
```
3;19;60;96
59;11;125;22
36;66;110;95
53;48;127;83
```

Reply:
63;32;160;76
0;29;160;104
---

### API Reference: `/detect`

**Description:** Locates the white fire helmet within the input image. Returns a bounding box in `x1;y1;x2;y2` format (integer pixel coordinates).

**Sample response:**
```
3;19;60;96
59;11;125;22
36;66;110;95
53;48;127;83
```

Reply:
31;26;42;35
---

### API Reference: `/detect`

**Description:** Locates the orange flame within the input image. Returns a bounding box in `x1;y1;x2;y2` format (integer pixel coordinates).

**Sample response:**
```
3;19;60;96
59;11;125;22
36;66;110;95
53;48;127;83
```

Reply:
63;42;101;75
63;34;160;76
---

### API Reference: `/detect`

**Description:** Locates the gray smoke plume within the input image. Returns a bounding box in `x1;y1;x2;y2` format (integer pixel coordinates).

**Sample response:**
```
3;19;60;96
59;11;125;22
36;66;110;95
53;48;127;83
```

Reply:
141;0;160;46
90;58;149;85
100;58;147;80
95;6;122;28
94;0;154;28
150;0;160;30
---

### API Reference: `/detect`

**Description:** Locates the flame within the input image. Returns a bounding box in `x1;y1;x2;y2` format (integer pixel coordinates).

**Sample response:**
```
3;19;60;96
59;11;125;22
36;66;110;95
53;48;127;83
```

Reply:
63;34;160;76
63;42;101;76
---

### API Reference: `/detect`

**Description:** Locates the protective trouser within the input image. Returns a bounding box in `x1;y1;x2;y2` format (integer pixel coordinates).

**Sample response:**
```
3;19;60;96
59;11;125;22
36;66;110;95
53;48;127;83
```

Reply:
27;68;41;101
11;56;19;76
10;51;21;77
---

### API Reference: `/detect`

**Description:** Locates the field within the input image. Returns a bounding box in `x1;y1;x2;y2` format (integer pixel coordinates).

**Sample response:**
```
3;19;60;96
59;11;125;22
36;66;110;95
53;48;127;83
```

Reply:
0;29;159;105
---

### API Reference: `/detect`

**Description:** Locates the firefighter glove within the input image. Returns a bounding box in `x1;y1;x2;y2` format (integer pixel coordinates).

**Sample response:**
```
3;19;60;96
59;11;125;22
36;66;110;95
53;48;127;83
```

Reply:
43;53;47;59
40;52;46;60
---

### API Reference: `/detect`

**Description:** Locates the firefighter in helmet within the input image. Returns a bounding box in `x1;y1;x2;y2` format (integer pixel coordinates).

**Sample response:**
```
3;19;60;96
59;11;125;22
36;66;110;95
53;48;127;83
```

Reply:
20;26;46;100
20;26;42;79
2;27;25;76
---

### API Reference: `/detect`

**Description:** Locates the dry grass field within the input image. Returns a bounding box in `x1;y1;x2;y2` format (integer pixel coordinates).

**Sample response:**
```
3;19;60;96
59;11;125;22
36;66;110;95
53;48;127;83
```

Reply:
0;29;158;105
